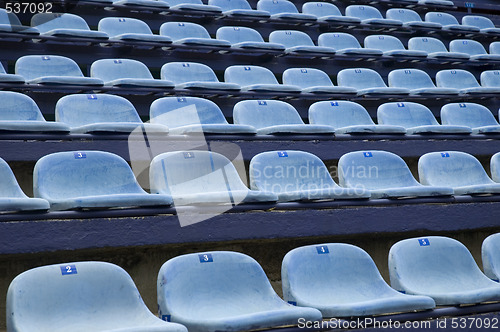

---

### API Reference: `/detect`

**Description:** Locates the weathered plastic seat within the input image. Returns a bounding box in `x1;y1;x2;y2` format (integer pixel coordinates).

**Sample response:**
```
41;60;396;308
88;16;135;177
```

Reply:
159;0;222;15
440;102;500;134
209;0;270;19
449;39;500;62
436;69;500;95
386;8;442;29
257;0;316;22
162;62;240;91
31;13;108;40
388;68;459;96
98;17;172;43
345;5;402;27
113;0;169;8
364;35;427;58
216;26;285;52
0;62;25;83
282;68;357;95
425;12;480;33
482;232;500;281
268;30;336;56
408;37;470;61
0;8;39;35
302;2;361;24
337;68;410;96
480;70;500;87
224;65;301;93
318;32;382;57
160;22;231;48
490;152;500;183
462;15;500;35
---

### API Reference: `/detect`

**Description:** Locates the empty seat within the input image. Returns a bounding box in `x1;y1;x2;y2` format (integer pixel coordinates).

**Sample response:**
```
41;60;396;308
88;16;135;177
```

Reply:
250;151;369;202
318;32;382;57
216;26;285;52
31;13;108;40
418;0;454;6
386;8;442;29
98;17;172;43
309;100;406;134
377;102;471;135
482;232;500;281
234;100;335;135
302;2;361;25
34;150;173;210
492;152;500;183
257;0;316;22
364;35;427;58
425;12;480;33
160;22;231;48
408;36;470;60
436;69;500;95
149;96;256;135
224;65;301;93
56;94;168;134
440;102;500;134
449;39;500;61
157;251;322;332
491;42;500;55
389;236;500;305
113;0;169;8
15;55;103;86
162;62;240;91
209;0;270;19
268;30;336;56
345;5;402;27
7;261;187;332
0;62;25;83
91;59;174;88
339;150;452;198
462;15;500;35
419;151;500;195
481;70;500;88
388;68;459;96
282;243;435;317
282;68;357;95
0;8;39;35
337;68;410;96
150;151;277;205
159;0;222;14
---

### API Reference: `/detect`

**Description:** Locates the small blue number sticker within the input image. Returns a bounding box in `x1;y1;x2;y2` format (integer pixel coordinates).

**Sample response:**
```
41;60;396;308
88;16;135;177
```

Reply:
495;71;500;75
233;27;240;30
422;38;428;42
288;301;297;305
177;97;186;102
316;245;329;254
244;66;251;71
74;152;86;159
87;94;97;100
355;69;361;73
451;70;456;74
397;102;405;107
162;315;171;322
182;63;190;67
404;70;411;74
42;56;50;60
378;36;384;40
301;69;307;73
258;101;267;106
199;254;213;263
178;22;184;26
459;103;466;108
462;41;468;44
118;18;126;22
285;31;291;35
418;238;430;246
60;264;77;275
183;152;194;159
441;152;450;158
363;152;373;157
278;151;288;157
330;101;339;106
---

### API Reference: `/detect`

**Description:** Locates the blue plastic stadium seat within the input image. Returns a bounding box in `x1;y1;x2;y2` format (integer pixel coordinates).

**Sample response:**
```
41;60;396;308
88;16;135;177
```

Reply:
309;100;406;134
345;5;402;27
157;251;322;332
482;232;500;281
34;150;173;210
481;70;500;88
436;69;500;95
268;30;336;56
337;68;410;96
419;151;500;195
386;8;442;29
408;37;470;61
418;0;454;6
302;2;361;24
440;102;500;134
162;62;240;91
98;17;172;43
250;150;369;202
224;65;301;93
388;68;459;96
216;26;285;53
282;243;435;317
160;0;222;14
150;151;277;205
15;55;103;86
234;100;335;135
318;32;382;57
450;39;500;62
257;0;316;22
389;236;500;305
339;150;452;199
149;96;256;135
282;68;357;95
31;13;108;40
209;0;270;19
0;62;24;83
377;102;471;135
56;94;168;134
160;22;231;48
91;59;174;88
364;35;427;58
0;8;39;35
491;42;500;55
425;12;480;33
492;152;500;183
113;0;170;8
7;261;187;332
462;15;500;35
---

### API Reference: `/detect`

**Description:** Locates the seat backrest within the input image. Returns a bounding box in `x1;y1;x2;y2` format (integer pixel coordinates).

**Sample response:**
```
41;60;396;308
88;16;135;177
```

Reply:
302;2;342;17
209;0;252;10
161;62;219;84
482;232;500;280
31;13;90;32
7;261;154;332
408;36;448;53
388;68;436;89
98;17;152;37
386;8;422;23
56;94;142;126
167;0;204;5
339;150;421;190
481;70;500;87
308;100;375;128
150;151;249;196
462;15;495;29
425;12;459;25
216;26;264;43
257;0;299;14
418;151;495;187
0;8;23;26
225;65;279;85
441;102;498;127
249;150;338;193
282;68;333;88
364;35;405;52
15;55;84;80
318;32;361;49
436;69;480;89
378;102;439;127
268;30;314;47
0;157;30;198
449;39;487;56
337;68;387;89
150;96;228;128
0;91;45;121
160;22;211;40
345;5;383;20
233;100;304;128
91;59;154;81
34;151;146;200
490;42;500;55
